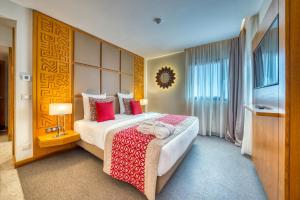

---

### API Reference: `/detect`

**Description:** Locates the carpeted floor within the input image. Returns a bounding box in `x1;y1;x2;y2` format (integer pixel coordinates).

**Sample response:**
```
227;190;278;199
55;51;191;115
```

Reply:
0;141;24;200
18;136;267;200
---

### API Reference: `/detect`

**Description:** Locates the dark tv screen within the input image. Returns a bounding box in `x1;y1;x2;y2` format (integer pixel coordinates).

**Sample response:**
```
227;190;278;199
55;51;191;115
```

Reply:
253;16;279;89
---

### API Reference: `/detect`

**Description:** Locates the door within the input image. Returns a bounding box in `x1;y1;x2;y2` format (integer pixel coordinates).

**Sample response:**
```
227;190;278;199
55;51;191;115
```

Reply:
0;60;5;130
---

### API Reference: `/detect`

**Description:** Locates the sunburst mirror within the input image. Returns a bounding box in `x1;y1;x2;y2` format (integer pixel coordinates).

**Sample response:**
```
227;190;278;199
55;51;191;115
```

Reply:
155;66;176;89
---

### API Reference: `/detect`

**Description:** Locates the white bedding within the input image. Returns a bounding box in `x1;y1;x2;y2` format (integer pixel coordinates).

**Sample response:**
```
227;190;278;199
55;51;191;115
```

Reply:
74;112;199;176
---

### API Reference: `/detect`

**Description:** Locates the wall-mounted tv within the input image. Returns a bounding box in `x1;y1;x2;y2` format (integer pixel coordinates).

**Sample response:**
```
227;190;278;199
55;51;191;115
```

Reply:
253;16;279;89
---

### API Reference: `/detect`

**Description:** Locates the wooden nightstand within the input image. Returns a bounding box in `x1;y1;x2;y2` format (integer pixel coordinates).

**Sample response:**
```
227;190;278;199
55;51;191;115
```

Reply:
38;130;80;148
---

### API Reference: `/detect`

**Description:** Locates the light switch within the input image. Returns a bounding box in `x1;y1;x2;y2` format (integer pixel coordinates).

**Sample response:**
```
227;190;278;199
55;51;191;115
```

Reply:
20;72;32;81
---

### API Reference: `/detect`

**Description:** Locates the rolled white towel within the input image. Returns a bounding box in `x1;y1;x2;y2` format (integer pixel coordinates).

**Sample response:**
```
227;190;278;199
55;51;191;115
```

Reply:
137;121;175;139
137;125;153;133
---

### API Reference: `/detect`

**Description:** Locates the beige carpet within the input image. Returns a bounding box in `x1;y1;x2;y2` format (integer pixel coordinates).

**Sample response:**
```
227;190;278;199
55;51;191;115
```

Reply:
18;137;267;200
0;141;25;200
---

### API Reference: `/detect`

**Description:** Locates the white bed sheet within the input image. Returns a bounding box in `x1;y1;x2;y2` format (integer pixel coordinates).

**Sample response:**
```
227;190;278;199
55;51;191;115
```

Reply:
74;112;199;176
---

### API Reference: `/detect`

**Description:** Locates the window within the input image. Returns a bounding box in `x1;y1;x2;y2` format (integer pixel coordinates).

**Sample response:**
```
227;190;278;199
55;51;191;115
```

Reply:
193;59;229;100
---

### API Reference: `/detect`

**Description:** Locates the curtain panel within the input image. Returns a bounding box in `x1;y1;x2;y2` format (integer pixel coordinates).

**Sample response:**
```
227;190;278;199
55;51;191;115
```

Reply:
226;30;246;145
241;15;259;155
185;33;246;144
185;40;231;137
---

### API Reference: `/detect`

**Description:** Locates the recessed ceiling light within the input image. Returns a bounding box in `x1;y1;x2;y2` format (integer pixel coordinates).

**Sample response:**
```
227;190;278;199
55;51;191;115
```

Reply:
153;17;162;24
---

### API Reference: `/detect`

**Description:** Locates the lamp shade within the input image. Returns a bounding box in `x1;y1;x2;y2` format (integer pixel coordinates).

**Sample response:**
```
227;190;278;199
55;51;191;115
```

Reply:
49;103;72;115
140;99;148;106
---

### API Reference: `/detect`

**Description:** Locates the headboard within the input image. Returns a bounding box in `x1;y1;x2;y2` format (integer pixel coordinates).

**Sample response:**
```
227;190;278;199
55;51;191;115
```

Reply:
32;11;144;161
73;31;135;121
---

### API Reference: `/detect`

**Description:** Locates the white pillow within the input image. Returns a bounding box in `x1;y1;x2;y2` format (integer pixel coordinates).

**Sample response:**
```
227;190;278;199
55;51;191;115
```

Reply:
82;93;106;120
117;92;133;114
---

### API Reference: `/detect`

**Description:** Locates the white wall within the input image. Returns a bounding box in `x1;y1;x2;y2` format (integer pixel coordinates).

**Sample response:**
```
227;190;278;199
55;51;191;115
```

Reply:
0;25;12;47
259;0;272;24
0;0;32;161
146;52;186;115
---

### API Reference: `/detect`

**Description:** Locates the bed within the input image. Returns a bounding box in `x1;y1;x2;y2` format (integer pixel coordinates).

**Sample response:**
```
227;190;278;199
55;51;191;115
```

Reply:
72;32;199;199
74;112;199;199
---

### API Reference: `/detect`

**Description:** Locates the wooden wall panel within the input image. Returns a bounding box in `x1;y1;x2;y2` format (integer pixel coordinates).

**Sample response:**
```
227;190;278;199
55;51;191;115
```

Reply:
133;56;144;100
278;0;288;199
253;114;279;200
287;0;300;199
33;11;74;158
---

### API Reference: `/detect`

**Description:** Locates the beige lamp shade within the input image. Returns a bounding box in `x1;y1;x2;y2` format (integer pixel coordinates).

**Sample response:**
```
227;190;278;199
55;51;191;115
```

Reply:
140;99;148;106
49;103;72;116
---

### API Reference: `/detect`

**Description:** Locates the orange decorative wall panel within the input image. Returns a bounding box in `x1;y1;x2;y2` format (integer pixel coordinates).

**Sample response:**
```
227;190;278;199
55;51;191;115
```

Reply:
133;56;144;100
33;11;74;158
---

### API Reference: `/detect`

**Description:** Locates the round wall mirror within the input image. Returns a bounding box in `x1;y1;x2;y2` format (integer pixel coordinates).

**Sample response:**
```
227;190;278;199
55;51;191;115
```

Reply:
155;66;176;89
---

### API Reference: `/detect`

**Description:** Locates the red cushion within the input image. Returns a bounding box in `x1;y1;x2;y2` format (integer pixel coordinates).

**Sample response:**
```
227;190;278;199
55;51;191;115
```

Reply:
95;101;115;122
130;100;143;115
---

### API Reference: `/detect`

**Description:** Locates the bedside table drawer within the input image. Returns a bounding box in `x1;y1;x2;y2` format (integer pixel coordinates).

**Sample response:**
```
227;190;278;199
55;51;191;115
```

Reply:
38;131;80;148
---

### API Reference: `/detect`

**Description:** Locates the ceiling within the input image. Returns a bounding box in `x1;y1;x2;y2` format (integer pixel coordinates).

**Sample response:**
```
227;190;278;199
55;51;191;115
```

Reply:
11;0;263;59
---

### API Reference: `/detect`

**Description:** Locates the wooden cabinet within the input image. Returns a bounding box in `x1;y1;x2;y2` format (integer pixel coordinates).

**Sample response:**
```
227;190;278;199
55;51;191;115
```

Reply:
252;113;279;200
246;104;286;200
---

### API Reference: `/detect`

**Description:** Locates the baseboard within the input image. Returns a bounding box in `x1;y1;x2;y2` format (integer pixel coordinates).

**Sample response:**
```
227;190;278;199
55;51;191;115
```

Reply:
14;145;77;168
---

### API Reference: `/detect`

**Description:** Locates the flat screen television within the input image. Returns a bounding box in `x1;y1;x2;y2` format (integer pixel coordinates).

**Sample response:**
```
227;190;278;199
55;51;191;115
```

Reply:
253;16;279;89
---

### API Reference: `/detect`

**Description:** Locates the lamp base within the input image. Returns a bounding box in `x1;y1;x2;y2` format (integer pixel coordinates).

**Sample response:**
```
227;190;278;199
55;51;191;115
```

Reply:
53;132;67;138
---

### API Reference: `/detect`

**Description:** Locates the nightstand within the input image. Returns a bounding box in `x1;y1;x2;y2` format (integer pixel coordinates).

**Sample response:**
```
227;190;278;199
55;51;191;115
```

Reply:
38;130;80;148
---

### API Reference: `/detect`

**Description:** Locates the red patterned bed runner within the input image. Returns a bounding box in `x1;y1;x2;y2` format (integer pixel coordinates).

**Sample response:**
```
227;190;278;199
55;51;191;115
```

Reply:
110;114;187;193
157;114;188;125
110;126;155;192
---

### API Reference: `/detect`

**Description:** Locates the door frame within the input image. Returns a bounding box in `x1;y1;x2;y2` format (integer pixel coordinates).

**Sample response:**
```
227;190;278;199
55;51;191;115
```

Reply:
8;28;15;159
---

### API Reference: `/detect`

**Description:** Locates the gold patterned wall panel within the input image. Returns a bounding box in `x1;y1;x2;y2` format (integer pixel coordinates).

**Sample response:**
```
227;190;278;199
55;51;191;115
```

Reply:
134;56;144;100
33;11;74;158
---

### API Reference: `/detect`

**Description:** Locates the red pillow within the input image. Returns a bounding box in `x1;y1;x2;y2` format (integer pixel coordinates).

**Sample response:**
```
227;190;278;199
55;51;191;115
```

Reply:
95;101;115;122
130;100;143;115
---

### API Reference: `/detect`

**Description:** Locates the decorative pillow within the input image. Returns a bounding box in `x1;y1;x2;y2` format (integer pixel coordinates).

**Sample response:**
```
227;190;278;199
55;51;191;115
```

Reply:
117;92;133;114
95;101;115;122
123;98;133;115
89;96;114;121
82;93;106;120
130;100;143;115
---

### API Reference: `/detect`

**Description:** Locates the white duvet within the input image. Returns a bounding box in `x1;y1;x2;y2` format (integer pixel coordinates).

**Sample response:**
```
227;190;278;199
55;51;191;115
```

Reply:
74;112;199;176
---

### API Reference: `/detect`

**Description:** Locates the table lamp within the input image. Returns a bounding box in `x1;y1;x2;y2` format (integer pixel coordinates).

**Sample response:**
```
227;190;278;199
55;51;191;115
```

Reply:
139;99;148;112
49;103;72;137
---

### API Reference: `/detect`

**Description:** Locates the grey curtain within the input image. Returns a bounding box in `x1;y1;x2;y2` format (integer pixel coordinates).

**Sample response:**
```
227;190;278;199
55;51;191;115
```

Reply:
226;29;246;145
185;40;231;138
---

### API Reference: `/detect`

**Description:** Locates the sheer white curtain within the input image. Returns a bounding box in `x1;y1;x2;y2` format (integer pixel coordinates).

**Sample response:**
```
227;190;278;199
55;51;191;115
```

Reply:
241;15;259;155
185;40;231;137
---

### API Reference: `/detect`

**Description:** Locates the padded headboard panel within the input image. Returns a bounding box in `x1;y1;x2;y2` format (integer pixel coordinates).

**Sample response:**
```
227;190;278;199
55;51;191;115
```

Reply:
101;70;120;95
74;31;134;120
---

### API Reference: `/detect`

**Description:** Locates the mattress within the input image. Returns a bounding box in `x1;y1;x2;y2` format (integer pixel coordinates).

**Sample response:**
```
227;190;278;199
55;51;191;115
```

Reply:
74;112;199;176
